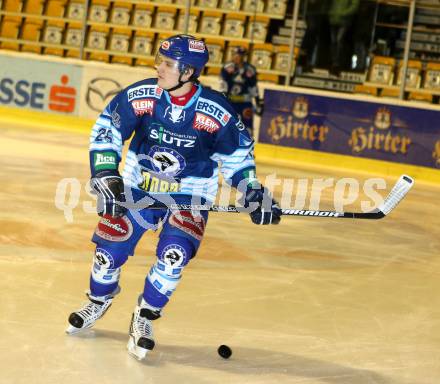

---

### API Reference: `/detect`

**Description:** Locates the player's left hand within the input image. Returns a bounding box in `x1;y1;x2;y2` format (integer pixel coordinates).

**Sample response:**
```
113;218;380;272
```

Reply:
243;184;282;225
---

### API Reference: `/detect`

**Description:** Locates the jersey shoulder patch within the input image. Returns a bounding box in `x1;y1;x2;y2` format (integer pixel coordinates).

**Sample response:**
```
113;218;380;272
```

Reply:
126;80;163;102
125;78;162;117
194;92;234;127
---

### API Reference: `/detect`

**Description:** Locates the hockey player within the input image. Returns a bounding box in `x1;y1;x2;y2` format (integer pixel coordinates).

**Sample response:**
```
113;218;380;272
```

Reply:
66;35;281;361
219;46;264;137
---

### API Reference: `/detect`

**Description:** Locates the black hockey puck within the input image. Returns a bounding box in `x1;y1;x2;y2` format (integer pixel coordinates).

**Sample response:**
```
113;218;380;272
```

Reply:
217;344;232;359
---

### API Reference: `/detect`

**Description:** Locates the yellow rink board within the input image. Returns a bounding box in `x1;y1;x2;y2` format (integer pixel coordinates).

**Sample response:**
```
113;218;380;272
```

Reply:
1;106;439;184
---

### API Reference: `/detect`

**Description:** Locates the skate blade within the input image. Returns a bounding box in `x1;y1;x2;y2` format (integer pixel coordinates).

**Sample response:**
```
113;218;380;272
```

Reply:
127;337;149;361
65;324;91;335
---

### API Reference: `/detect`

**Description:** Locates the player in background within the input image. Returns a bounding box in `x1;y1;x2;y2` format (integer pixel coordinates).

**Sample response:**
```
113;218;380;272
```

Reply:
65;35;281;361
219;46;264;138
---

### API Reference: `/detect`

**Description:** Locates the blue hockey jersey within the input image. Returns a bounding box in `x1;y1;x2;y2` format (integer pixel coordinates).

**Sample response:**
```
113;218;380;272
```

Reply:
220;62;259;103
89;78;256;205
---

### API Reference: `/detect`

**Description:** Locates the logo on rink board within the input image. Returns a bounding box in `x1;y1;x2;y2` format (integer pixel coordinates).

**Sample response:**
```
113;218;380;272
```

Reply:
433;140;440;167
349;108;412;155
292;97;308;119
267;95;330;146
86;78;122;112
0;75;77;113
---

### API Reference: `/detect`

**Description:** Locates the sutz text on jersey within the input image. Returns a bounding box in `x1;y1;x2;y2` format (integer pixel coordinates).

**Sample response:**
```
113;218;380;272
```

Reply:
149;128;196;147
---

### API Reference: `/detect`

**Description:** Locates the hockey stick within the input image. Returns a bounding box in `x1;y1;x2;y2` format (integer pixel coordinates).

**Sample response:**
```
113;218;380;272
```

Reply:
142;175;414;220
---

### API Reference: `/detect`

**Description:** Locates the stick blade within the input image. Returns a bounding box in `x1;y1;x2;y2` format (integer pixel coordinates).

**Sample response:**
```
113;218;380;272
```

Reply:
378;174;414;216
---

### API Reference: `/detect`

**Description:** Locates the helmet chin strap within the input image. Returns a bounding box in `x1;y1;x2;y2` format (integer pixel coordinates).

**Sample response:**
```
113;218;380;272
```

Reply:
165;72;192;93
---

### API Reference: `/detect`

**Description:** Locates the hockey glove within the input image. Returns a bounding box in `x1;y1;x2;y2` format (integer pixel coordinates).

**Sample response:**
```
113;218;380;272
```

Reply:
91;172;127;218
254;97;264;116
244;183;282;225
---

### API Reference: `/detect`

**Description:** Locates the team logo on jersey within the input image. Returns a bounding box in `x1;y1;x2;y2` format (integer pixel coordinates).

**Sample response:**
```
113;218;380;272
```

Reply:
188;39;205;53
95;215;133;242
161;244;187;266
164;105;186;123
195;97;231;127
132;99;155;116
127;85;163;102
148;146;186;176
193;112;220;133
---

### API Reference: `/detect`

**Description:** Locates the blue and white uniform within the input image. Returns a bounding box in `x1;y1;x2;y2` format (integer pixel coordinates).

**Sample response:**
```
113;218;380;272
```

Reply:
88;78;255;310
220;62;259;131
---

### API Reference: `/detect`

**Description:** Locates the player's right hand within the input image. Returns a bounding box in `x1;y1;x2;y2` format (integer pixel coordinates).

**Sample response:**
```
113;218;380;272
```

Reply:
91;172;127;217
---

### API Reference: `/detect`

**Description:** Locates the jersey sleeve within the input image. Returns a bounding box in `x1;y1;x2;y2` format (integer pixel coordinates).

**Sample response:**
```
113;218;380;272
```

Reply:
210;113;257;191
89;88;140;177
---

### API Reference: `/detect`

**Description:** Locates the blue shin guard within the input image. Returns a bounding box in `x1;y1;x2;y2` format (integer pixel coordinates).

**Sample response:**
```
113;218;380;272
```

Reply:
142;235;195;308
90;246;128;297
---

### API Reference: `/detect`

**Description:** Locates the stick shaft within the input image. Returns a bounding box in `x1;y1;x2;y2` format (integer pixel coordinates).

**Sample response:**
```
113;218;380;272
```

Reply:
127;174;414;220
146;203;384;219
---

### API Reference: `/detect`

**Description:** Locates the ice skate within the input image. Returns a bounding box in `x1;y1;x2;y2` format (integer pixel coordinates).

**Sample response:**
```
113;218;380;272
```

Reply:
66;289;118;335
127;299;160;360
